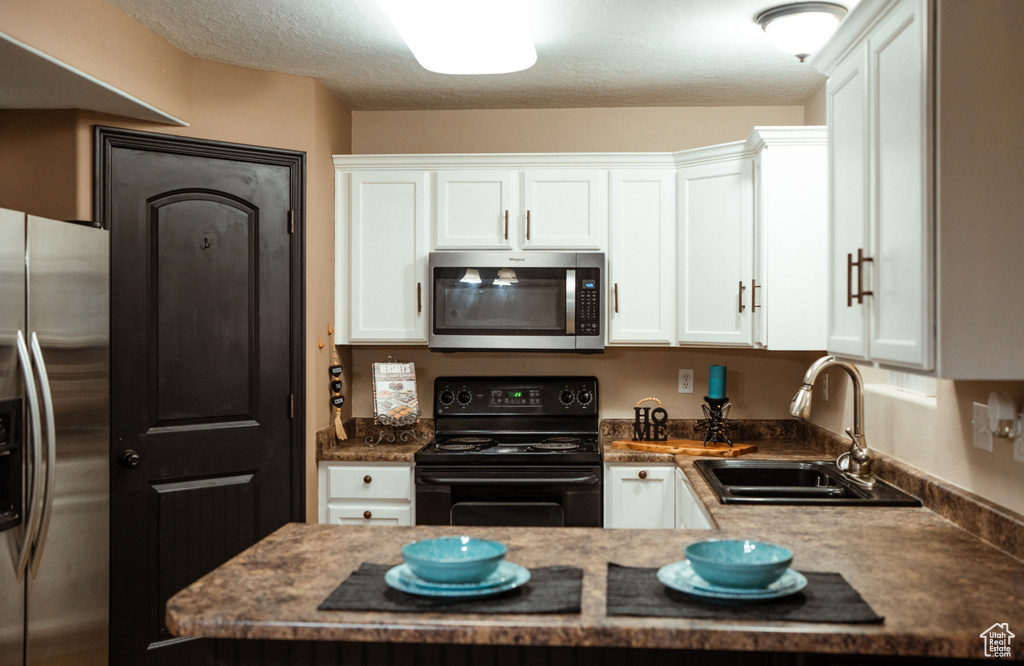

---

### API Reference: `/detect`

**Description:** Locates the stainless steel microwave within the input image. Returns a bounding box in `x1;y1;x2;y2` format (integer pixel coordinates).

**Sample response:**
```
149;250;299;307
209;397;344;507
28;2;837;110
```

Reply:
428;251;605;353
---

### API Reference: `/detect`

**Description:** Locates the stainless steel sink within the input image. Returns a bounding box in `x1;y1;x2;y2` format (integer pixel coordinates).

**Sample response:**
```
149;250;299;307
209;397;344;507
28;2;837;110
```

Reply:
694;459;921;506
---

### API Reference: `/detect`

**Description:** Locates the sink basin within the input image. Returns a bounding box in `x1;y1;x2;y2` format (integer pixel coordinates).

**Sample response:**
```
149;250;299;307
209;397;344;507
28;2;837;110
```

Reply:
694;459;921;506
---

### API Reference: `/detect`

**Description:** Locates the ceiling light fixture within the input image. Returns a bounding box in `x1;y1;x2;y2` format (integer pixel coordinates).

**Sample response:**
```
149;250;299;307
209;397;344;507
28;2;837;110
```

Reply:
376;0;537;75
756;2;848;62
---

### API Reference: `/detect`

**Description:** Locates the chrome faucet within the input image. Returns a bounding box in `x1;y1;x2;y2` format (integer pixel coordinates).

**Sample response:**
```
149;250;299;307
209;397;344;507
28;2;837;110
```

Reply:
790;355;876;487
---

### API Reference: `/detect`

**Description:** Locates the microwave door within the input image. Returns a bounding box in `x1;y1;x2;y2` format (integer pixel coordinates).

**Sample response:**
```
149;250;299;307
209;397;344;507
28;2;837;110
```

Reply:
434;267;568;336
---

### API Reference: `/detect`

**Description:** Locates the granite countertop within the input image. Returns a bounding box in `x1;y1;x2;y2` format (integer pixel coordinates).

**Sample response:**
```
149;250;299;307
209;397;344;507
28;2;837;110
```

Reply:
167;440;1024;659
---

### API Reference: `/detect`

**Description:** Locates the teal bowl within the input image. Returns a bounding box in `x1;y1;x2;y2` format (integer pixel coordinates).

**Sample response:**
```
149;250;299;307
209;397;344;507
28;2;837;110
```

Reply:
685;539;793;589
401;536;508;583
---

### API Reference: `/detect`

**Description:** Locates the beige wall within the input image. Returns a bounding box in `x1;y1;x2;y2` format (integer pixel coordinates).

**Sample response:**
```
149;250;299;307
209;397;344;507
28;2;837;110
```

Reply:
352;106;805;154
0;0;353;522
351;347;821;422
803;85;827;125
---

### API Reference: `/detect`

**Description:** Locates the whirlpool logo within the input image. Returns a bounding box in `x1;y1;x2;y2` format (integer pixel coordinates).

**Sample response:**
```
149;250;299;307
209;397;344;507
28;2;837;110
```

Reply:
507;257;526;262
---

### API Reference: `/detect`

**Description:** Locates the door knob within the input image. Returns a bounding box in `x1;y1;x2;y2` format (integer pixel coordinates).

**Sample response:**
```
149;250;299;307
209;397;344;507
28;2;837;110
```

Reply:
119;450;141;468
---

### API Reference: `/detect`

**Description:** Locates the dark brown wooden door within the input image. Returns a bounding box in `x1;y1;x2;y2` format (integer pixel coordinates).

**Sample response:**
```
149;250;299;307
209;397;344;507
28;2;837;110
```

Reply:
96;128;305;666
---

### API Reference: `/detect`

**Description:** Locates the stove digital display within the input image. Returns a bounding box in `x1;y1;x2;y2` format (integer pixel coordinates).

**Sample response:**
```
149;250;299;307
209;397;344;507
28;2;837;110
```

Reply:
489;388;542;406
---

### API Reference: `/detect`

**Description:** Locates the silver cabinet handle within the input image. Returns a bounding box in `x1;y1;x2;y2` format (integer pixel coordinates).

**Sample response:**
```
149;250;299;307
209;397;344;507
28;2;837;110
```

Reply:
738;281;746;313
13;331;42;582
752;278;761;311
614;283;619;314
28;332;56;578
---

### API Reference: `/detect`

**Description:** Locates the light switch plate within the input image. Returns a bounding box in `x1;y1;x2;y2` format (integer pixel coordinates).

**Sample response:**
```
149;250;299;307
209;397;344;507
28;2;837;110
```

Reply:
972;402;993;452
678;369;693;394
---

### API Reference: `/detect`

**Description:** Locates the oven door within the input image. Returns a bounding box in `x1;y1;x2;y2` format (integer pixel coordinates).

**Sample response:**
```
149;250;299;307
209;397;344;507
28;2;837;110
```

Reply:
415;465;602;527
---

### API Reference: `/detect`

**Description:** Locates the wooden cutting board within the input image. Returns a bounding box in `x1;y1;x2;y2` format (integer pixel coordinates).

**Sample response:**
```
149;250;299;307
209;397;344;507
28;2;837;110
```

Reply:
612;439;758;457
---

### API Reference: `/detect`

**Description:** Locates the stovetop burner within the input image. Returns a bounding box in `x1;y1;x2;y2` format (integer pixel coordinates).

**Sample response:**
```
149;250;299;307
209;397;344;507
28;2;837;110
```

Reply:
529;443;579;451
529;437;583;451
436;436;496;452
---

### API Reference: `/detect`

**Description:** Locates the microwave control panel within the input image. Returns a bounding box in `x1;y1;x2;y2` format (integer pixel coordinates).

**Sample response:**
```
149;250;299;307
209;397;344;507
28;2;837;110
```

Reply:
576;268;600;336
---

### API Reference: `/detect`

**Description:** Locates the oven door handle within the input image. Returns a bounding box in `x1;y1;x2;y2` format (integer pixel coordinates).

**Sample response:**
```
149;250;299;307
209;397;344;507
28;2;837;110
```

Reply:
416;474;600;486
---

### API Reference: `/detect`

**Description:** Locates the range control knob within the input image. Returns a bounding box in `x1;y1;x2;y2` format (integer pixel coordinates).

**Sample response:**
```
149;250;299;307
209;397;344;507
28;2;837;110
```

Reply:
559;390;575;405
577;390;593;405
439;390;455;405
457;390;472;405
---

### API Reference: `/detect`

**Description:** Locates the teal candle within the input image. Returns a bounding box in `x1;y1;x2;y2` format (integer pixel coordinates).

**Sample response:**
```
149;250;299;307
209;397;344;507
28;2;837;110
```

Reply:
708;365;727;399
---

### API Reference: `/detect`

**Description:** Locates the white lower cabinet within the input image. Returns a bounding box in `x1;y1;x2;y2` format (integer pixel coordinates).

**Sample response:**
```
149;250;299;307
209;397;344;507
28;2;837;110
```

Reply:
318;461;415;526
674;467;713;530
604;463;712;529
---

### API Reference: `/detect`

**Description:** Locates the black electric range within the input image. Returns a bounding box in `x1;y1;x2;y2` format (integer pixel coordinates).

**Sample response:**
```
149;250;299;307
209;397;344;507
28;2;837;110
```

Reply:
414;376;603;527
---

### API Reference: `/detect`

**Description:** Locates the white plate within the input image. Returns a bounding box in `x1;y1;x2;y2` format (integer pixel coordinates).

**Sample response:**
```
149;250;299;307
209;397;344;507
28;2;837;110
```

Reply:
385;561;531;598
657;560;807;600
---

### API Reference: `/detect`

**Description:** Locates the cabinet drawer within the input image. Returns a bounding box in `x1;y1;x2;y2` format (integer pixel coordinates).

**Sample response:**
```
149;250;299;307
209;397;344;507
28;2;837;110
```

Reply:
325;503;412;526
325;464;413;501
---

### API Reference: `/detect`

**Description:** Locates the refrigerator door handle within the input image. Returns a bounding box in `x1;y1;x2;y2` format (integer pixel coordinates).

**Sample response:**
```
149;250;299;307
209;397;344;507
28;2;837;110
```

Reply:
13;330;43;582
28;332;56;578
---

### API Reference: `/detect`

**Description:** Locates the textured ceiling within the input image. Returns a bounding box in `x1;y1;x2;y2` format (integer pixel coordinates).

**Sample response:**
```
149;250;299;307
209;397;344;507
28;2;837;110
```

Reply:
105;0;858;111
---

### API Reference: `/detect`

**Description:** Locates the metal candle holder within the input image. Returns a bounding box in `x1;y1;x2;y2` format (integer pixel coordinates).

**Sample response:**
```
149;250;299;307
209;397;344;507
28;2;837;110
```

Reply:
697;396;735;446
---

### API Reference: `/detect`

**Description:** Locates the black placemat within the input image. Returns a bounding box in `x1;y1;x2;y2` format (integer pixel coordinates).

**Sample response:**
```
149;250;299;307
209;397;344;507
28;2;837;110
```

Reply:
606;563;883;623
318;563;582;614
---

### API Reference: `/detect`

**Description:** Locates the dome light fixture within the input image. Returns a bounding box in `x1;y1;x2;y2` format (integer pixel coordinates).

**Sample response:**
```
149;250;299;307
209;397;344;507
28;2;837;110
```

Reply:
377;0;537;75
756;2;848;62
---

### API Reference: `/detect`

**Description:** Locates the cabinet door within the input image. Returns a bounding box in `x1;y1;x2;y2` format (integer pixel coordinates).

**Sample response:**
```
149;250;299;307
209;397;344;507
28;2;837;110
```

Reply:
605;465;675;529
674;468;713;530
755;140;829;351
522;169;604;250
435;169;514;249
348;171;428;342
608;169;675;344
677;157;754;346
868;0;933;369
826;45;870;359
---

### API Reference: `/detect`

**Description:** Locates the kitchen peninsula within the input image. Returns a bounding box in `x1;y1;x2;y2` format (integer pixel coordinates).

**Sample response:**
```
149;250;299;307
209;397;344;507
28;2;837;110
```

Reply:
167;444;1024;663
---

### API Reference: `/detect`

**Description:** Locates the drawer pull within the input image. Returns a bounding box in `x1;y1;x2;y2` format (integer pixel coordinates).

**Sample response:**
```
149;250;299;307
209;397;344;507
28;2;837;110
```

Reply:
639;470;648;480
363;475;372;484
363;510;372;520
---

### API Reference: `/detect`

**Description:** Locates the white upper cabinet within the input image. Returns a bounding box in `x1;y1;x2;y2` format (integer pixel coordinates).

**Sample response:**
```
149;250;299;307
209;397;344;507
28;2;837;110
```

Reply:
521;169;604;250
435;169;515;249
433;162;604;251
866;0;930;368
676;151;755;346
607;169;676;345
815;0;1023;378
344;170;428;343
825;45;870;359
749;127;828;351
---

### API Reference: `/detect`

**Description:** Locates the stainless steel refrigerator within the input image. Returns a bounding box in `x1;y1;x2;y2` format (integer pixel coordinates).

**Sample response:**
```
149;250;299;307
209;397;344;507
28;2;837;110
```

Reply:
0;208;109;665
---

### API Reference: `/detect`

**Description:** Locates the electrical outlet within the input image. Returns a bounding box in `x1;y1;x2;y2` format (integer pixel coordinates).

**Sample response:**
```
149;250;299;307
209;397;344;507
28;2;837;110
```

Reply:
972;402;993;452
678;369;693;394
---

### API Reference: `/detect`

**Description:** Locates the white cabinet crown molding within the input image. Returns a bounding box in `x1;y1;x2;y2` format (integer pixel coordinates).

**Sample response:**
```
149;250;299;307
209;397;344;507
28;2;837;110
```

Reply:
811;0;908;75
745;126;827;151
671;140;755;168
333;153;677;170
